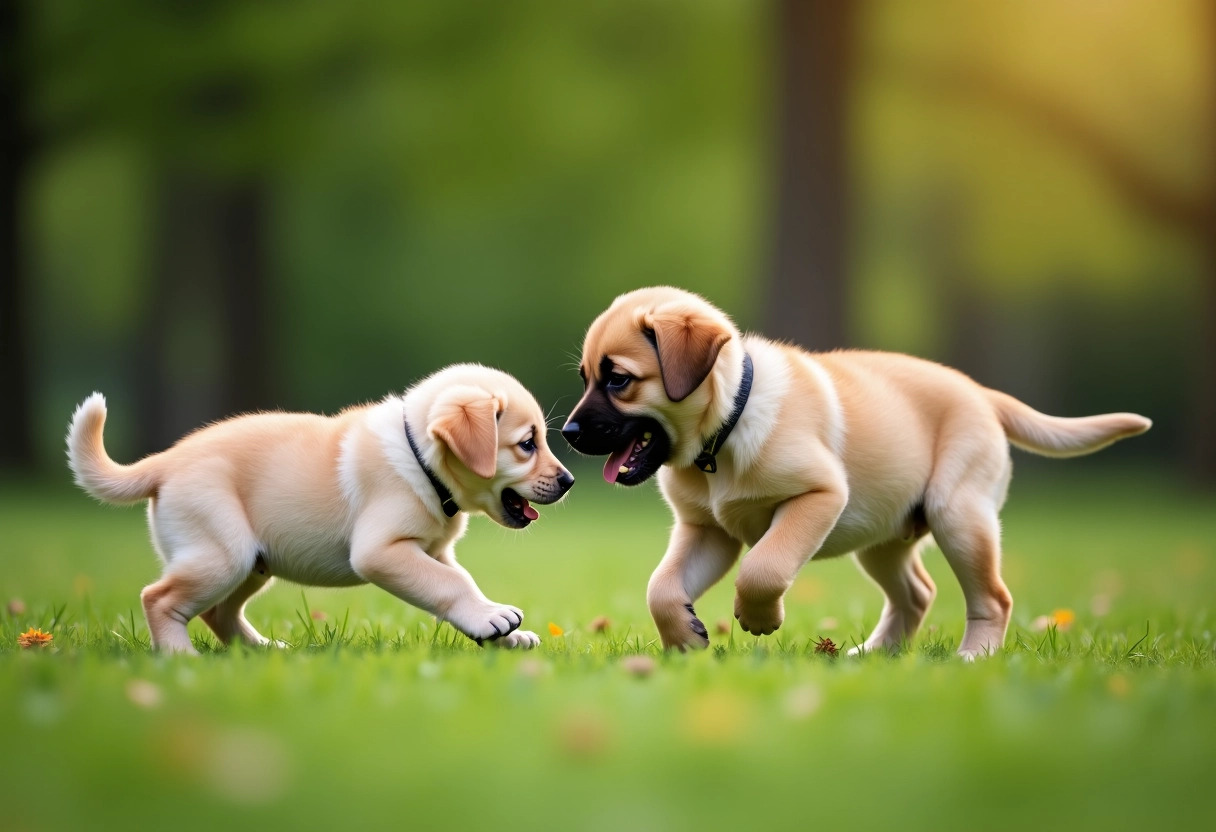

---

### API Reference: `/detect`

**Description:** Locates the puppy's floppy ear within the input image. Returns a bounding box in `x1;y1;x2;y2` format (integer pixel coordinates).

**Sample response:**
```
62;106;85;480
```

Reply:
644;311;732;402
428;385;501;479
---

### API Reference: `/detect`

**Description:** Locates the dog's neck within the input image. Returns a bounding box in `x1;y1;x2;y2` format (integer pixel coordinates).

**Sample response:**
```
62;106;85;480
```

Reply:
665;338;746;468
402;413;461;517
693;352;753;473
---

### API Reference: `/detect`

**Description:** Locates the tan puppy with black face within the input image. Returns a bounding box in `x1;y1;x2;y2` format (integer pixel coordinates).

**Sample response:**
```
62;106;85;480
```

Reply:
68;364;574;654
562;287;1149;659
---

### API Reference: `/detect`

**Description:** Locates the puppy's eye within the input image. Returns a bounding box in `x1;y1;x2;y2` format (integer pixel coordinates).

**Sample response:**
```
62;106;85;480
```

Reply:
519;437;536;454
605;373;632;392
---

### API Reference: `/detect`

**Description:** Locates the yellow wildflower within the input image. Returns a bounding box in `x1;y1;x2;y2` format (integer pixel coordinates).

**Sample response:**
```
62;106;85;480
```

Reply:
1050;609;1076;631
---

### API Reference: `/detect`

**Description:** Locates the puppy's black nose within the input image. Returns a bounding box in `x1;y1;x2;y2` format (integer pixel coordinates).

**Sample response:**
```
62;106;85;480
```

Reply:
556;469;575;495
561;421;581;447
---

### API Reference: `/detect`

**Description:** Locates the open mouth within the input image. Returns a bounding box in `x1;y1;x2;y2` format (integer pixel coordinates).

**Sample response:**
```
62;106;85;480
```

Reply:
603;420;669;486
501;488;540;528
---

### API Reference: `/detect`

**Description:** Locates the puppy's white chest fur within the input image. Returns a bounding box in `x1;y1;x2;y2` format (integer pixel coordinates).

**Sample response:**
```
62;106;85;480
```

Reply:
665;341;924;557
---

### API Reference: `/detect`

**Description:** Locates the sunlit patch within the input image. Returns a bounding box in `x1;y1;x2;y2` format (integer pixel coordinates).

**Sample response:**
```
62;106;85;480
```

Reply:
556;707;612;759
516;657;551;679
681;690;750;745
126;679;163;709
201;728;292;805
783;684;823;720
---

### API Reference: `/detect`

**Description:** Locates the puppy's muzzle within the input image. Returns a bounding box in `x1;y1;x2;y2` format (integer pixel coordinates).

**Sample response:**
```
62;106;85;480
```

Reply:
561;406;632;455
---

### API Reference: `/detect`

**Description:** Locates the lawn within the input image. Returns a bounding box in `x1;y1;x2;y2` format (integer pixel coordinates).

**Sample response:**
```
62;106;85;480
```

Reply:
2;467;1214;831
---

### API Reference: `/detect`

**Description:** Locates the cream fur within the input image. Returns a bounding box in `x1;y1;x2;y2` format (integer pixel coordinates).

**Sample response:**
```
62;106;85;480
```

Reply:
66;365;573;654
570;287;1151;659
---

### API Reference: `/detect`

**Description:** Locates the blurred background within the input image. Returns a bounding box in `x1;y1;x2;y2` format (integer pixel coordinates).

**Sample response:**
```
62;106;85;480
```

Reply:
2;0;1212;484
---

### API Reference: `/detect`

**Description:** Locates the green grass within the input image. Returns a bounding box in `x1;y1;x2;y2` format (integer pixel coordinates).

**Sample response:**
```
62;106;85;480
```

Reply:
2;469;1214;831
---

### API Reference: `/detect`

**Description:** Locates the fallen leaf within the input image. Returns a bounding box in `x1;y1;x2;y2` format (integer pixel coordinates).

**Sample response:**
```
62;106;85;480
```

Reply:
813;636;839;656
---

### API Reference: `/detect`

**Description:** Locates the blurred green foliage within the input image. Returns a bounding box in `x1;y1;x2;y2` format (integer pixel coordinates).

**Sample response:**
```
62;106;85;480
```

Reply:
15;0;1213;470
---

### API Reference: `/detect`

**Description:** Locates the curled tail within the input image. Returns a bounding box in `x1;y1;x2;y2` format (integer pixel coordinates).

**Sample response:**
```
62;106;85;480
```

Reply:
985;389;1151;458
66;393;162;504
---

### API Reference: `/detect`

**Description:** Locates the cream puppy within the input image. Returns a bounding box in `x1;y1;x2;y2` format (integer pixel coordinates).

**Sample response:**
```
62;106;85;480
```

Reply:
562;287;1150;659
68;364;574;654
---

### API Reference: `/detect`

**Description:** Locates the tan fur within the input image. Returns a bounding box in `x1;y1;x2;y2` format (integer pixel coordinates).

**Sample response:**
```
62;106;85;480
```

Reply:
67;364;573;654
568;287;1150;659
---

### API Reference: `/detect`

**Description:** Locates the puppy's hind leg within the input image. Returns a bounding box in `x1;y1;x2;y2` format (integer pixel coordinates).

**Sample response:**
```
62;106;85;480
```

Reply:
200;562;283;648
927;499;1012;661
141;551;254;654
849;539;936;656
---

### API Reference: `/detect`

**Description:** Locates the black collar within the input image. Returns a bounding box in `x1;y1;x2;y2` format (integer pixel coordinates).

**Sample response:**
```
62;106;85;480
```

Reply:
403;415;460;517
693;352;753;474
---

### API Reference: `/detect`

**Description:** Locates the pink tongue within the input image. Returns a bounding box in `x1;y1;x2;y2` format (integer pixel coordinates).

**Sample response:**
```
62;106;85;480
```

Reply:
603;444;634;484
522;501;539;521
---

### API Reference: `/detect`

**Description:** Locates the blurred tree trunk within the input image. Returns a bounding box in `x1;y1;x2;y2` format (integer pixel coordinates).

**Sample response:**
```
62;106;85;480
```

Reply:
764;0;856;351
0;0;35;469
1194;2;1216;482
133;174;274;456
214;182;273;420
1195;197;1216;482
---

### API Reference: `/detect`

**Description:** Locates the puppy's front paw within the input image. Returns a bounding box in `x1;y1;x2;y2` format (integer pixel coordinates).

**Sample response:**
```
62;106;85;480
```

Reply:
734;592;784;636
493;629;540;649
447;600;524;645
654;602;710;652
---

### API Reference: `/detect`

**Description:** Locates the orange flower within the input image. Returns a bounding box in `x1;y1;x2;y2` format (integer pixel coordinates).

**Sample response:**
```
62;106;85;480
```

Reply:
1050;609;1076;631
17;627;53;649
547;622;564;637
